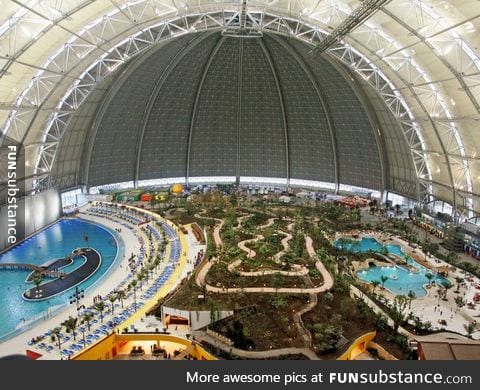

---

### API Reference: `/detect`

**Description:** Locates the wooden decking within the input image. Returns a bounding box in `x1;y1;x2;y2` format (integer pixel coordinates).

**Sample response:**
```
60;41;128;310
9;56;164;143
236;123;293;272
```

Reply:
0;263;66;278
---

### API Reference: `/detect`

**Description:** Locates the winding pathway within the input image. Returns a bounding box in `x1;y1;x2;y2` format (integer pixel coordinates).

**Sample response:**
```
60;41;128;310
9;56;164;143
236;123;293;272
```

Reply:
194;211;224;248
193;330;320;360
193;211;334;354
195;233;333;294
229;222;307;277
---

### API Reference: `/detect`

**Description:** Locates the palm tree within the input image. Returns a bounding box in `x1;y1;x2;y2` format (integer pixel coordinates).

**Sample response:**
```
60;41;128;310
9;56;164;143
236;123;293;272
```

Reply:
441;281;453;300
390;295;410;333
148;263;156;278
407;290;416;308
31;271;43;292
82;312;94;331
425;273;434;286
370;280;381;293
142;266;150;282
159;241;167;257
465;323;476;339
51;327;63;350
437;287;445;304
116;290;126;309
62;316;78;341
137;273;146;291
154;258;161;272
379;245;389;256
380;275;389;289
130;280;138;305
108;294;117;315
454;296;466;313
94;301;106;323
455;277;464;293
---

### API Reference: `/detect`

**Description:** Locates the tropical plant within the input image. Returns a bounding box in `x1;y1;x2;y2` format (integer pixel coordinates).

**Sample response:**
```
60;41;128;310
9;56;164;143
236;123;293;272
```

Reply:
94;301;106;323
137;273;146;291
323;292;334;306
390;295;410;333
82;312;94;331
116;290;126;309
311;314;343;353
380;275;389;289
62;316;78;341
436;287;446;304
270;294;287;309
336;237;354;252
108;294;117;315
51;327;63;350
379;245;389;256
454;296;466;313
130;280;138;305
455;277;464;293
407;290;416;308
465;323;476;339
31;271;43;292
370;280;381;293
441;281;453;300
425;273;434;286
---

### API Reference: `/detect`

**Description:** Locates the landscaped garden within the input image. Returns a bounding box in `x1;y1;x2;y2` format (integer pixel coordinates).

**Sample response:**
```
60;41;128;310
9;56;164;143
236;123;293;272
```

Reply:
146;189;479;359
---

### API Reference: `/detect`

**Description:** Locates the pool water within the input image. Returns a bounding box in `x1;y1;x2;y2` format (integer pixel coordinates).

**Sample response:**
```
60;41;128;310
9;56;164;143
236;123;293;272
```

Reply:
334;237;449;297
0;218;123;342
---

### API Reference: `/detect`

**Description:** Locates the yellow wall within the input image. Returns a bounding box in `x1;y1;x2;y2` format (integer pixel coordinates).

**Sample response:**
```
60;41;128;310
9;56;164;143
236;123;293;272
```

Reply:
337;331;377;360
72;333;117;360
73;333;216;360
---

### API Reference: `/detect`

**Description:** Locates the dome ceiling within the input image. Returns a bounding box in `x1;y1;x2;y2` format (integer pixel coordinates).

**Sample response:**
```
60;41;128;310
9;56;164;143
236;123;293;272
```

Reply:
0;0;479;216
54;31;397;191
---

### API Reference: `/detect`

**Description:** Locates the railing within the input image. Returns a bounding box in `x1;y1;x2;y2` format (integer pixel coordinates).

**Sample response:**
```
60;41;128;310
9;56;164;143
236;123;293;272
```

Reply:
0;263;67;278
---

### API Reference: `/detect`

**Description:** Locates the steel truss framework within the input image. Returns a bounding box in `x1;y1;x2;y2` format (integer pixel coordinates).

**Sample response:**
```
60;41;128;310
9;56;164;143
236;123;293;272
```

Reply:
0;1;479;218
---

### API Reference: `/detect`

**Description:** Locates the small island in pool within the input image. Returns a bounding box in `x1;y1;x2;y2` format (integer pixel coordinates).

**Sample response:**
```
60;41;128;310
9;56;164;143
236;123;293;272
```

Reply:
23;247;101;301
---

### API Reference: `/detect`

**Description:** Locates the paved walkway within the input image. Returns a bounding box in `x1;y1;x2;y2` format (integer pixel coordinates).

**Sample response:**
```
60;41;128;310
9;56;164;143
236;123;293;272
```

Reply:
194;211;224;248
274;223;294;261
236;218;276;258
193;212;335;353
229;221;305;276
193;330;320;360
195;231;334;294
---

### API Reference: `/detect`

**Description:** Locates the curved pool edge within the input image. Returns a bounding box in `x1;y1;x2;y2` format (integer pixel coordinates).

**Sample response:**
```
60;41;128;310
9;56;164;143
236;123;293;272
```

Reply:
0;218;125;344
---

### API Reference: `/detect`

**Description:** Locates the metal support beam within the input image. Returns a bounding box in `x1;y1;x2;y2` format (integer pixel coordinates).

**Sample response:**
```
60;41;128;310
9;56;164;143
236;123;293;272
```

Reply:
311;0;392;55
239;0;247;29
381;7;480;113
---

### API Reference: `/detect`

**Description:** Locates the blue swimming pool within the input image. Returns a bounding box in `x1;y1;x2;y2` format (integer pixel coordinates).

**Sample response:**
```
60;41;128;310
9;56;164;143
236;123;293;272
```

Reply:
0;218;123;342
334;236;449;297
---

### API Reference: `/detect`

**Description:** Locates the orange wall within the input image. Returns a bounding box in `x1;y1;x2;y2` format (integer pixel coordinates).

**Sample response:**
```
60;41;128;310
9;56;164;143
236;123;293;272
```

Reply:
73;333;216;360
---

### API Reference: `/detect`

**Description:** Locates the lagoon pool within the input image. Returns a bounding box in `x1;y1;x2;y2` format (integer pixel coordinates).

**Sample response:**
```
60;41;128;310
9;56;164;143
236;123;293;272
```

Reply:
334;236;449;297
0;218;123;342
